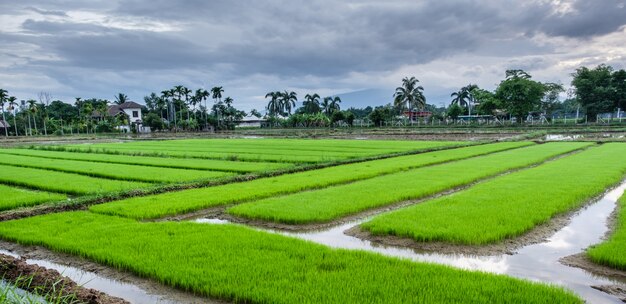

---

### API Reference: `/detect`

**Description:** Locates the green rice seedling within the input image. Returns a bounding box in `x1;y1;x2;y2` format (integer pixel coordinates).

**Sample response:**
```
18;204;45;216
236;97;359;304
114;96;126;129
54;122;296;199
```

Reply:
0;149;291;173
361;143;626;245
0;185;66;211
0;153;234;183
0;164;150;195
58;139;469;163
0;211;581;303
228;142;592;224
587;191;626;270
90;142;532;219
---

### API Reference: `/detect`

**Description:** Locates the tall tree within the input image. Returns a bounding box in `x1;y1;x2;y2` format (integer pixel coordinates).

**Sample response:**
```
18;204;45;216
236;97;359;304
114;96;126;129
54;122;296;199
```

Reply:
0;89;7;136
280;91;297;115
7;96;18;135
37;92;52;136
303;93;321;114
195;88;210;130
495;70;545;122
265;91;281;116
393;77;426;114
571;64;616;121
114;93;129;105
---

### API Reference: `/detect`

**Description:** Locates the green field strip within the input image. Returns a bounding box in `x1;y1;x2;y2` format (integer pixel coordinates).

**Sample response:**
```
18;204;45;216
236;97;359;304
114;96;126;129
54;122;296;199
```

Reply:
0;153;234;183
0;184;66;211
228;142;592;224
0;164;150;195
58;139;469;163
0;211;581;303
90;142;533;219
360;143;626;246
0;149;292;173
587;190;626;270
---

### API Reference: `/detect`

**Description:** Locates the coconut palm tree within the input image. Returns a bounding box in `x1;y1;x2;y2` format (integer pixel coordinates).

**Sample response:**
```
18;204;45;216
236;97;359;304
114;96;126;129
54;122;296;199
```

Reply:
322;96;341;116
303;93;321;114
0;89;8;136
280;91;297;115
114;93;129;105
28;99;38;135
451;84;479;116
265;91;281;117
195;88;210;130
393;77;426;114
7;96;18;135
211;86;224;103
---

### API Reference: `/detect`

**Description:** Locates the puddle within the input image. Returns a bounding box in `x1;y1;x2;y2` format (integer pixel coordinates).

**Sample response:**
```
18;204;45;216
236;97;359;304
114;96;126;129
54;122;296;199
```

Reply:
194;218;229;224
196;182;626;303
0;280;48;303
0;250;179;304
545;134;583;141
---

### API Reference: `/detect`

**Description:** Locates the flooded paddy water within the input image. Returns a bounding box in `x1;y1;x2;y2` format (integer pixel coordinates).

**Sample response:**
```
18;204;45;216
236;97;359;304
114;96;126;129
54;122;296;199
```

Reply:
197;181;626;303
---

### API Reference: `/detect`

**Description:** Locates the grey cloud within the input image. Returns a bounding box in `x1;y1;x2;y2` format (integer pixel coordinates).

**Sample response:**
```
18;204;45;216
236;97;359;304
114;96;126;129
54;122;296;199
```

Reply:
25;6;68;17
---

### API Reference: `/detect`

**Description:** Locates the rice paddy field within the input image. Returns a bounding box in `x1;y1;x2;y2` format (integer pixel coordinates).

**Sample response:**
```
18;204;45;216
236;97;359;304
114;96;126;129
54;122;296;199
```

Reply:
0;137;625;303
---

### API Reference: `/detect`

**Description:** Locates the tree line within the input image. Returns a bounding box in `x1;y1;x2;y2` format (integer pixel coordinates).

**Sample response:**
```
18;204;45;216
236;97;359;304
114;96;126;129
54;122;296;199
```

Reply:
1;63;624;136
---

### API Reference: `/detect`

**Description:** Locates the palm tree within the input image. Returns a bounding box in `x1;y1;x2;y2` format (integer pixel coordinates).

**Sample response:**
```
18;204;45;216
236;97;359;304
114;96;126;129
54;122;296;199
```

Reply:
114;93;129;105
393;77;426;117
181;86;192;121
322;96;341;115
265;91;281;116
28;99;38;135
450;84;479;116
280;91;297;115
7;96;18;135
303;93;321;114
211;86;224;103
450;89;470;108
74;97;83;134
195;89;210;130
0;89;8;136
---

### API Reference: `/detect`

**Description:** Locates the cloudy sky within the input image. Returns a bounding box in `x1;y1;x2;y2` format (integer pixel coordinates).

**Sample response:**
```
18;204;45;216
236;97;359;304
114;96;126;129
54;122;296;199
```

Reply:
1;0;625;111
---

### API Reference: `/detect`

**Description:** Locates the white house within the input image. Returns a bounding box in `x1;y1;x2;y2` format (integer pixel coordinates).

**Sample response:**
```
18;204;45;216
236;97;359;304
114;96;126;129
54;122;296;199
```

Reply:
101;101;150;133
236;115;267;128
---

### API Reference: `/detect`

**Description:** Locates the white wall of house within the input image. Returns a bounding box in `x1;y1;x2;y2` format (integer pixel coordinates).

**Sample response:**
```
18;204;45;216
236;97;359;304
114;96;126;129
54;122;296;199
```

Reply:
122;108;142;123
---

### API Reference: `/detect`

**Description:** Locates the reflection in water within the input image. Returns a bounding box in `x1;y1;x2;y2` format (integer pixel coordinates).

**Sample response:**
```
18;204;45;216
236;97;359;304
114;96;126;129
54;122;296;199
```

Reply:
197;181;626;303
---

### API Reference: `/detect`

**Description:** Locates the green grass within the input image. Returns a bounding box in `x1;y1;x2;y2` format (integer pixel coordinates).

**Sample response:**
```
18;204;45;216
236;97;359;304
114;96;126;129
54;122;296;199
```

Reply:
361;143;626;245
57;139;468;163
587;191;626;270
0;149;292;173
0;153;234;183
0;164;150;195
0;211;581;304
0;185;66;211
90;142;532;219
228;142;592;224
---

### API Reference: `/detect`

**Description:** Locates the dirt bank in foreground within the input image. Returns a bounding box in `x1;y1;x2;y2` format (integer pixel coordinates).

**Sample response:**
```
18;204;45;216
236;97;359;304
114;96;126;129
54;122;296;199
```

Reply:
0;253;128;304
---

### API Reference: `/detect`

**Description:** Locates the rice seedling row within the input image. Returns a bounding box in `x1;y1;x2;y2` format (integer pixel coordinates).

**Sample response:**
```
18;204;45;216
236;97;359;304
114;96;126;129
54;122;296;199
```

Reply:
0;185;66;212
0;149;291;173
0;153;234;183
587;190;626;270
0;164;150;195
90;142;531;219
58;139;467;163
0;211;581;304
360;143;626;246
228;142;591;224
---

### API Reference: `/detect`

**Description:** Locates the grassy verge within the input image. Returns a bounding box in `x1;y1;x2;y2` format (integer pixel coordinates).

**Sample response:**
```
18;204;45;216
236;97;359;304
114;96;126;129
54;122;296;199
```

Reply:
0;153;234;183
0;211;581;303
587;191;626;270
0;164;150;195
90;142;531;219
228;142;592;224
0;185;66;212
0;149;291;173
361;143;626;245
